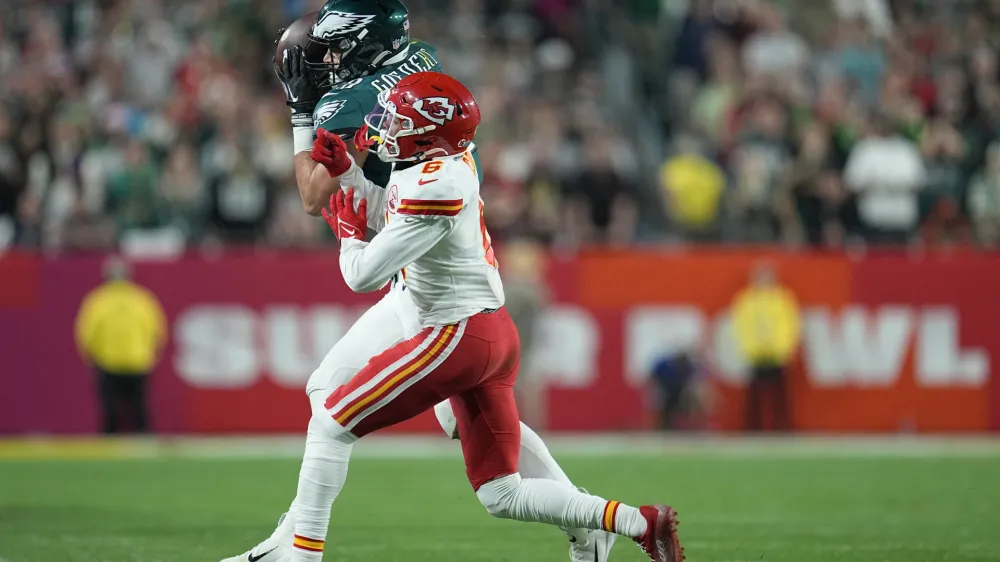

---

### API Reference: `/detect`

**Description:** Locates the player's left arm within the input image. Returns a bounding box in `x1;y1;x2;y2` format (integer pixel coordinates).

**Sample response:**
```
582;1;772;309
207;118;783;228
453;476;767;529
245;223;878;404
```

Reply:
339;213;454;293
295;149;368;216
74;292;97;362
336;170;464;292
297;94;371;215
145;290;168;353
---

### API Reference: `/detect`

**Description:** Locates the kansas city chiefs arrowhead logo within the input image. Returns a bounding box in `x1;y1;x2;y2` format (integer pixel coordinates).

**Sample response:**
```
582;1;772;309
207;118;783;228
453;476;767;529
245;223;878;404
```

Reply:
413;97;456;126
314;11;377;38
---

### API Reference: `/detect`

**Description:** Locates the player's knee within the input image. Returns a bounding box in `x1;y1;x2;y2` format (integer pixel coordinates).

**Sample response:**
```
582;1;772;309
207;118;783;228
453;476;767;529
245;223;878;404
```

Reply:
475;473;521;519
307;413;357;446
306;365;360;397
433;400;460;440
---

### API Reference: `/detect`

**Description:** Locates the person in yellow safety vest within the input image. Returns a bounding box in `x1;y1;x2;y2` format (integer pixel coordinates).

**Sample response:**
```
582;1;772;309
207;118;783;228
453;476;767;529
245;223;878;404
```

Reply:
75;257;166;434
731;261;800;431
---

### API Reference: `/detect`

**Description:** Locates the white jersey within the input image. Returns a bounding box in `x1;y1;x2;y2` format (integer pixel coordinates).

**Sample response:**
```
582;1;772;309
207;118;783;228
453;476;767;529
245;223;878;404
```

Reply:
337;149;505;327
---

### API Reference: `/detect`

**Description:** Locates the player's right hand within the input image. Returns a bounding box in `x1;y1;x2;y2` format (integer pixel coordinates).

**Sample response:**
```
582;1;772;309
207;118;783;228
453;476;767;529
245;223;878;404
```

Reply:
276;45;322;122
311;128;353;177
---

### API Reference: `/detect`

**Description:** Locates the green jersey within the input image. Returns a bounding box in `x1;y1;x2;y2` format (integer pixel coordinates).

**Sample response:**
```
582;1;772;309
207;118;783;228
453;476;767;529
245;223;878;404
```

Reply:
313;39;441;188
312;39;483;188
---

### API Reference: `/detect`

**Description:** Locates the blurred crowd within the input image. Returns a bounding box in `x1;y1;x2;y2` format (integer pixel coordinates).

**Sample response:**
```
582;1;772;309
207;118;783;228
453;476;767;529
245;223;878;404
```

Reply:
658;0;1000;248
2;0;1000;253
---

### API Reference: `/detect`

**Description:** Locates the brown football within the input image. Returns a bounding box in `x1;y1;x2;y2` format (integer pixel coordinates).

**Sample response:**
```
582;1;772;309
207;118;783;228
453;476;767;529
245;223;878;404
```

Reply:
274;11;319;73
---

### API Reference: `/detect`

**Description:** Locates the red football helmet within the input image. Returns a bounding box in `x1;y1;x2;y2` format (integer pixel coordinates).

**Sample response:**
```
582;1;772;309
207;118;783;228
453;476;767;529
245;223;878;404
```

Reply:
364;71;481;162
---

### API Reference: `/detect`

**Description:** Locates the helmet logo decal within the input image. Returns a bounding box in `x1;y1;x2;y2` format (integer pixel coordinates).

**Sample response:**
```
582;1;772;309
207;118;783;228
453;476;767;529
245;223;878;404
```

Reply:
413;97;456;126
314;11;377;38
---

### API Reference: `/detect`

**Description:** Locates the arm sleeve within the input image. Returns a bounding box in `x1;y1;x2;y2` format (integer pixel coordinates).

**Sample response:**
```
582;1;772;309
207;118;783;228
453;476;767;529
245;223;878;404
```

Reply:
339;215;453;293
778;291;801;359
730;293;757;360
148;292;168;348
338;157;387;231
74;294;96;357
339;173;464;293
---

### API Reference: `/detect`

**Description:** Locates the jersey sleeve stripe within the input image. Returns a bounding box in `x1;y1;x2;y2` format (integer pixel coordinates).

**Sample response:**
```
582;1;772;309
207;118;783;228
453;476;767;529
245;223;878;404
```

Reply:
397;198;464;216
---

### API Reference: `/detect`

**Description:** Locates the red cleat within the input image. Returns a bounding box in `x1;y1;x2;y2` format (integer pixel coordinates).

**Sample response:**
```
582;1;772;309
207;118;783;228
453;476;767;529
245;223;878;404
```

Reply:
634;504;684;562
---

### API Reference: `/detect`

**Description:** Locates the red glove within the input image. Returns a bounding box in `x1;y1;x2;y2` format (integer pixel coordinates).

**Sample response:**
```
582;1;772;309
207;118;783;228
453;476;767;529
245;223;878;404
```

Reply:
354;124;376;152
311;128;352;177
322;188;368;242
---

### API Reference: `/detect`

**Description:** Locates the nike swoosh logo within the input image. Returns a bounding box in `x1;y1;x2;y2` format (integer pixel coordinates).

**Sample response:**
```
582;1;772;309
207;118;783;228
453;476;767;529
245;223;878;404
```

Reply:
248;547;277;562
417;178;438;185
340;222;358;237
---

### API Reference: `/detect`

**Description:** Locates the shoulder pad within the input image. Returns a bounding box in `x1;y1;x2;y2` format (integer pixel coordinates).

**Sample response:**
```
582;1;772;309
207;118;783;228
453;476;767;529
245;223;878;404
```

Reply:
396;160;464;218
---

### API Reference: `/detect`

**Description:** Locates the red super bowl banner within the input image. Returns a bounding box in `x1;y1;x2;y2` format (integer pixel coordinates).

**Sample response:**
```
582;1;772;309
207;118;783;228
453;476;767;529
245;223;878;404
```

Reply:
1;249;998;434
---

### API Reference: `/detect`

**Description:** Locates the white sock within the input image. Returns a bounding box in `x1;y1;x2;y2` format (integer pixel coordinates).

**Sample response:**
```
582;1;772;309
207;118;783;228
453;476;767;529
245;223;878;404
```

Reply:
517;423;591;540
517;423;573;485
476;473;648;538
610;500;647;538
289;418;354;562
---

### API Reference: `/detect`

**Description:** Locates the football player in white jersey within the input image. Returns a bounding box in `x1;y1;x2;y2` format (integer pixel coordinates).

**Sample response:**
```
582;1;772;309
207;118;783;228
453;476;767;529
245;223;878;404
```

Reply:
281;71;684;562
224;4;615;561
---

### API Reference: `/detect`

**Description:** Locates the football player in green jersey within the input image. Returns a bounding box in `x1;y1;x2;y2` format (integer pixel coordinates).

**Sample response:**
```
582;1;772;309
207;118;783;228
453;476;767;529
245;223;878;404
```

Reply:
279;0;449;214
219;2;617;562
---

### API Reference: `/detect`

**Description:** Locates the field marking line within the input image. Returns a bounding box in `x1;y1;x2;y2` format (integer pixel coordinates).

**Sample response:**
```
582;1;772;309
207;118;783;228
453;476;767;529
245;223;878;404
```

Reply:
3;434;1000;461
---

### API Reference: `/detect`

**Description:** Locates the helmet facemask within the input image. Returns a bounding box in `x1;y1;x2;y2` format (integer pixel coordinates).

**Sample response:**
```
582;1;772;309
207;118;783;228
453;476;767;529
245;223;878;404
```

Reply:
303;35;356;88
365;92;437;162
307;32;398;86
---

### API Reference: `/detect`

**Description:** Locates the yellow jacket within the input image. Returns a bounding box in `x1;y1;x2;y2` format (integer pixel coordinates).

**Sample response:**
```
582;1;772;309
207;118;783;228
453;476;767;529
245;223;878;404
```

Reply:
660;154;725;229
75;280;167;373
731;286;801;365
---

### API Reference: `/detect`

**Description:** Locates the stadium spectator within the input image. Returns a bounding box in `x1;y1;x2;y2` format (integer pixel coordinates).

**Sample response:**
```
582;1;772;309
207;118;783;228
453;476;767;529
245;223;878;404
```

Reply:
0;0;999;250
74;257;167;434
843;112;927;245
790;123;854;247
500;239;550;428
659;135;726;240
969;141;1000;247
648;349;701;431
740;5;810;78
158;143;209;245
689;36;741;147
561;131;640;246
727;97;797;243
731;261;800;432
106;139;160;236
0;103;21;249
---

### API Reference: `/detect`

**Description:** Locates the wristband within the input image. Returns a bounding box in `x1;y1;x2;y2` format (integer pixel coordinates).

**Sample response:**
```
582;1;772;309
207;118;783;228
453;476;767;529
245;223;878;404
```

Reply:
290;110;314;127
293;126;315;154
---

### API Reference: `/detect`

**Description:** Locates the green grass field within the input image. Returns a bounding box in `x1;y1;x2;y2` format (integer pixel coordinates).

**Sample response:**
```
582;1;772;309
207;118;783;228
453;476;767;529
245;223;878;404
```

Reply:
1;436;999;562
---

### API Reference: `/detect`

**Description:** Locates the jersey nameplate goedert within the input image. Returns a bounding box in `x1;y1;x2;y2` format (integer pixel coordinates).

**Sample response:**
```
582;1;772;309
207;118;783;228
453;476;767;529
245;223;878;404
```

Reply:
368;49;438;93
312;40;443;189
